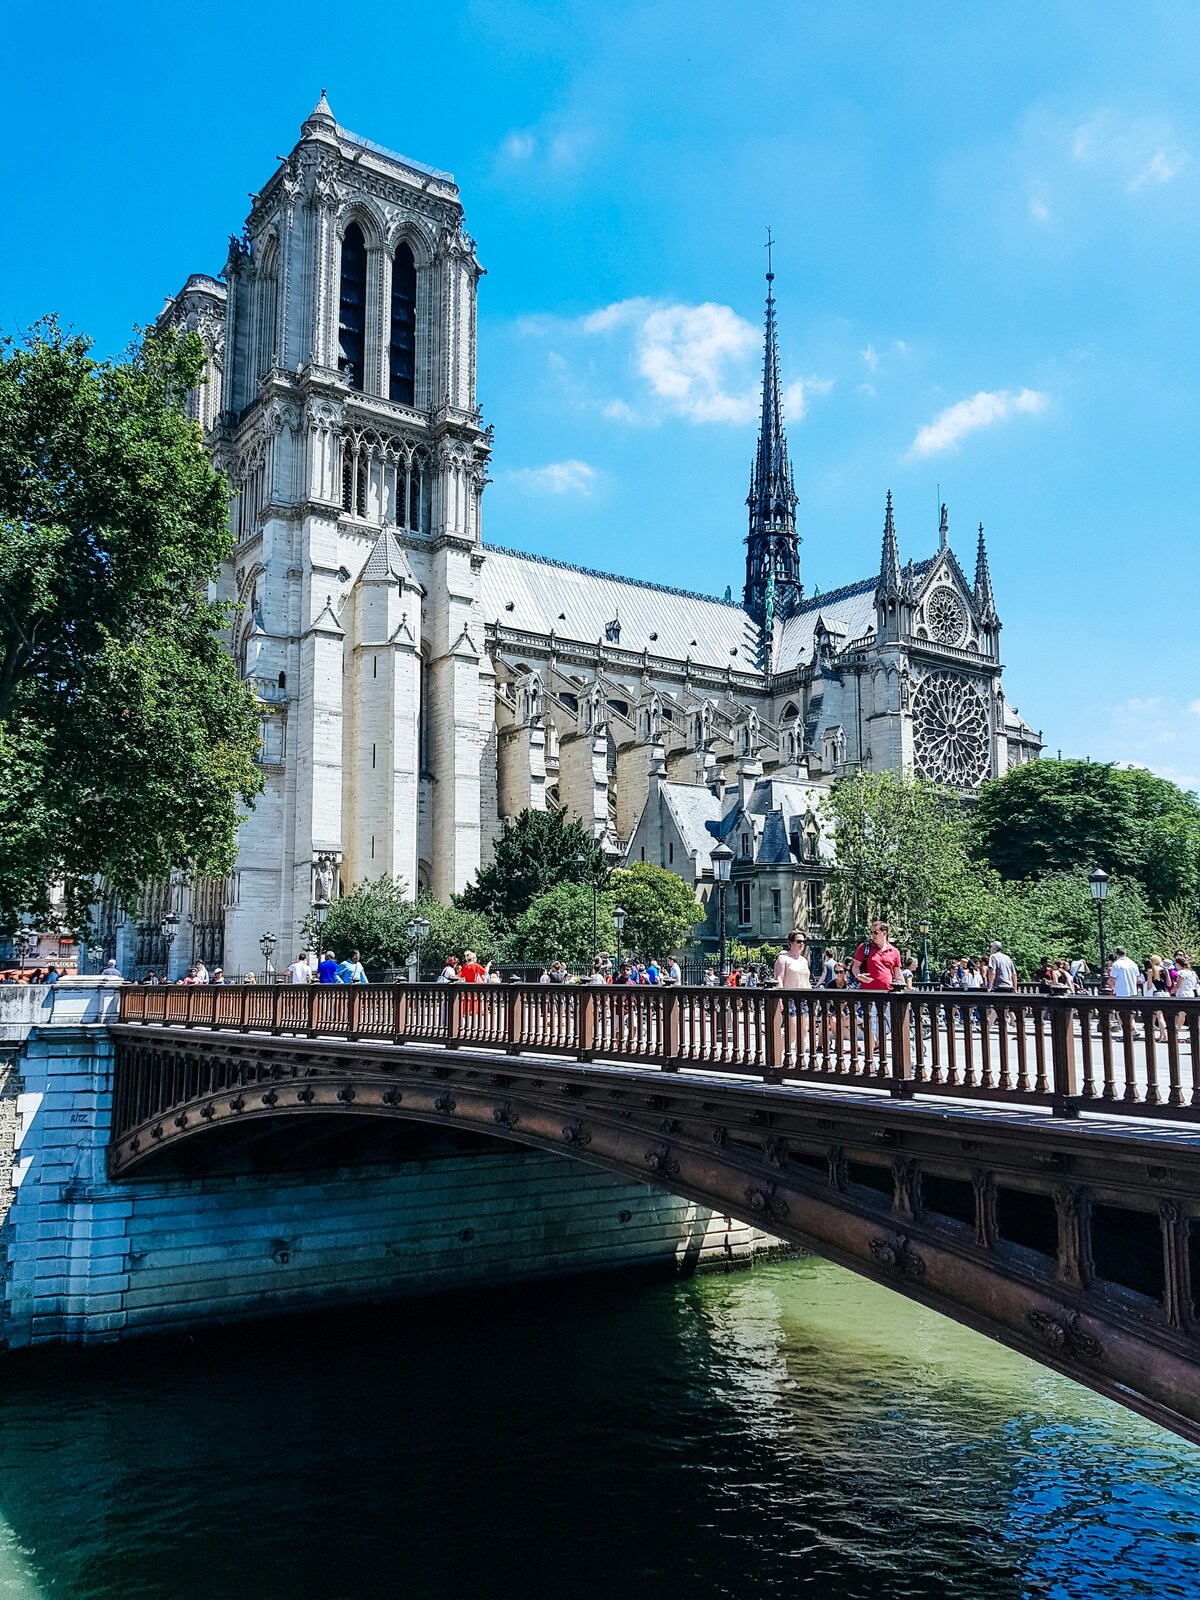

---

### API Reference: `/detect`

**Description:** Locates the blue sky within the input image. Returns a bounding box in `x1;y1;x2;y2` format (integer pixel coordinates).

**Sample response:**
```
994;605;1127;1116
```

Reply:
4;1;1198;786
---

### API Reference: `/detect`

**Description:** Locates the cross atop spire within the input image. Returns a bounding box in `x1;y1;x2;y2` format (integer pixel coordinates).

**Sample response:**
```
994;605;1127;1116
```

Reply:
743;244;800;625
974;521;997;619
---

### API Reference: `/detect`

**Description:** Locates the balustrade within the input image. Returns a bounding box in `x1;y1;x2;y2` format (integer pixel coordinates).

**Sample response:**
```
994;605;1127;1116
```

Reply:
115;984;1200;1123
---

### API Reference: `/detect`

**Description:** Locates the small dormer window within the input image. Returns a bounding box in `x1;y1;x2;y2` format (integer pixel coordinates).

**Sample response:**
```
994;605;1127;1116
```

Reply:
741;832;750;858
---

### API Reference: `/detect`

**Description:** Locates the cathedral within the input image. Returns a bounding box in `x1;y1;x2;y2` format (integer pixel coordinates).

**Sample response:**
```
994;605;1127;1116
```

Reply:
136;95;1042;976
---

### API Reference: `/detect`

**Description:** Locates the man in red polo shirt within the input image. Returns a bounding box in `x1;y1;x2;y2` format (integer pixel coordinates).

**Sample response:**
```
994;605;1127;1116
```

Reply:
852;921;902;990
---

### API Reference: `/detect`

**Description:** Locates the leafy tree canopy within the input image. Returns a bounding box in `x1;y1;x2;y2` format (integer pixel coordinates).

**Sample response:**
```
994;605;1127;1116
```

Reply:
974;759;1200;911
608;862;705;959
822;769;1003;960
0;319;262;932
298;877;497;974
507;883;617;969
457;809;608;935
995;870;1156;977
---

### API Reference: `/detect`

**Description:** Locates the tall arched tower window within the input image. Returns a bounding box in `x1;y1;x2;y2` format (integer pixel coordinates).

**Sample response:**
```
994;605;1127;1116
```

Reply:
338;223;367;390
256;239;278;380
389;243;417;405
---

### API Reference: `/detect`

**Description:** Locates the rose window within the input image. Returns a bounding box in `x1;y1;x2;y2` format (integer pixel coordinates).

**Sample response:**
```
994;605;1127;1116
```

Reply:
926;588;966;646
912;672;990;788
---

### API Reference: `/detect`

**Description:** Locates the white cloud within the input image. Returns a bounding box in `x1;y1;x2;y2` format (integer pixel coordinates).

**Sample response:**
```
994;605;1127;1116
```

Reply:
861;343;879;371
784;377;833;421
501;129;536;162
1187;700;1200;716
1071;111;1189;195
577;297;829;427
506;460;598;496
1129;148;1188;191
908;387;1048;459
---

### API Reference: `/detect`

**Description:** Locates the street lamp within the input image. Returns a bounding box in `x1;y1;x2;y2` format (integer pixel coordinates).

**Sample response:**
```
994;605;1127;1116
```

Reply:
312;896;330;945
259;930;277;982
711;841;733;981
86;941;105;974
918;915;931;986
573;850;599;962
406;915;430;982
1089;866;1109;990
14;927;37;971
613;904;626;972
160;911;179;977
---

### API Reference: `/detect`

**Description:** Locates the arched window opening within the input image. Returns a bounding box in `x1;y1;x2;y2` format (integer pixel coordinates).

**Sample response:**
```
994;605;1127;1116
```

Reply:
341;444;367;518
389;243;417;405
256;241;278;380
337;223;367;390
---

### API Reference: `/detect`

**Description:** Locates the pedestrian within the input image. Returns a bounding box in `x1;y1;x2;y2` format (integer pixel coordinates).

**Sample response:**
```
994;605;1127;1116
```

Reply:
665;956;681;985
45;965;59;985
774;930;812;991
101;958;121;983
851;922;902;990
338;948;368;984
193;959;209;985
244;971;257;985
315;950;341;983
985;941;1017;993
1108;946;1141;998
287;953;311;984
210;967;227;986
438;956;459;983
703;968;718;987
459;950;487;983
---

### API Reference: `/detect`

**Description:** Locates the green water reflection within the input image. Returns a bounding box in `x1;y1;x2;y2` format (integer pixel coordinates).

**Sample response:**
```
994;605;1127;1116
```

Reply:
0;1257;1196;1599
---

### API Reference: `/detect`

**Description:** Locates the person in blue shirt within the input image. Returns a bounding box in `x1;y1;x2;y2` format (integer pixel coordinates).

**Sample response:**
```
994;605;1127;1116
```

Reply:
645;960;659;985
337;949;368;984
316;950;342;983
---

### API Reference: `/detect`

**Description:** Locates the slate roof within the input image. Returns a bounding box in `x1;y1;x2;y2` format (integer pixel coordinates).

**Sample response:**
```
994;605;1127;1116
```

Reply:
659;782;723;870
773;561;934;673
481;545;763;675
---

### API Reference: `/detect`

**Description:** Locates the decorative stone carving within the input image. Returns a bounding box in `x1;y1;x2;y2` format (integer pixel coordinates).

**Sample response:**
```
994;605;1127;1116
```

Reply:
869;1231;925;1276
745;1183;789;1223
1027;1307;1103;1362
645;1143;681;1180
562;1121;591;1148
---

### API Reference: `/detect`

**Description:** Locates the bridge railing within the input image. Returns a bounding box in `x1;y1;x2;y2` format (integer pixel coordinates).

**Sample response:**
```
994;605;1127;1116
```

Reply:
115;983;1200;1121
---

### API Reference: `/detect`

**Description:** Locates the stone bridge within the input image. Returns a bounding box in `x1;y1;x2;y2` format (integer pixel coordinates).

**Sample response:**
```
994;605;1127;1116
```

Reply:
110;981;1200;1446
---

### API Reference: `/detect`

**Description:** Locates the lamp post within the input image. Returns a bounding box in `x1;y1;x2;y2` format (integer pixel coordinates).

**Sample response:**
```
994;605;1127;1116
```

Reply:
406;915;430;982
613;904;626;972
86;940;104;975
160;911;179;978
573;851;599;962
1089;866;1109;991
14;927;37;971
259;930;277;983
918;916;931;987
711;842;733;981
312;895;330;954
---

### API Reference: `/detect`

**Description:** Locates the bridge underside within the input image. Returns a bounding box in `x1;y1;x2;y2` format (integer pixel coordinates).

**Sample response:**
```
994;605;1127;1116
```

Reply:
109;1025;1200;1447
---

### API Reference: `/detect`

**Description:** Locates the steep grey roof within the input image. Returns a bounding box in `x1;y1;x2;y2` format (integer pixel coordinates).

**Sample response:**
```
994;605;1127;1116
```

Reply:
774;560;934;672
758;808;793;866
659;782;723;869
481;545;762;674
360;528;411;584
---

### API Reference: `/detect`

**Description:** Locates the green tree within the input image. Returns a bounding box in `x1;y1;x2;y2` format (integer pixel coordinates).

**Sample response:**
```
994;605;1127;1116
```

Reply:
1153;898;1200;962
608;862;705;958
299;875;413;969
974;760;1200;911
413;894;496;972
0;319;263;931
999;870;1155;976
457;808;608;936
822;770;1004;962
507;883;617;968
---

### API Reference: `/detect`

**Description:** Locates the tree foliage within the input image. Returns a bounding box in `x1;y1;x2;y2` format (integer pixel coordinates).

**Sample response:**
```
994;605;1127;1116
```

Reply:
507;882;617;968
457;808;608;935
974;760;1200;912
821;770;1003;959
0;319;263;931
996;870;1155;976
608;862;705;958
298;877;497;974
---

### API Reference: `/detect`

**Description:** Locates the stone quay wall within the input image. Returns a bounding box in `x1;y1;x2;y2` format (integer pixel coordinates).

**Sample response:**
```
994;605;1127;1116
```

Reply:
1;982;779;1349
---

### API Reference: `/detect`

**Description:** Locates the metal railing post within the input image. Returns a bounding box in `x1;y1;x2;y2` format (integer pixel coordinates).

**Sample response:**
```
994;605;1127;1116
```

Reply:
889;990;913;1097
1051;997;1079;1117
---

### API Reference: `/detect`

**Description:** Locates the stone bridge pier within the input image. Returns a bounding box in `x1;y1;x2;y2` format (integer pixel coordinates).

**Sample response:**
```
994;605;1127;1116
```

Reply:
0;983;778;1350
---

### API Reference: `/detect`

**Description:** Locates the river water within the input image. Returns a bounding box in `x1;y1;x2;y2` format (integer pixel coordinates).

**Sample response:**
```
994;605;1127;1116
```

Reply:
0;1257;1196;1600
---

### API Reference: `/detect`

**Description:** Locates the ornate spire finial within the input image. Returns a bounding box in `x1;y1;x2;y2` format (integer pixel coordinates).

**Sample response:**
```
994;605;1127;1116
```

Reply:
939;501;949;550
303;88;337;134
877;490;902;598
743;249;800;626
974;521;997;620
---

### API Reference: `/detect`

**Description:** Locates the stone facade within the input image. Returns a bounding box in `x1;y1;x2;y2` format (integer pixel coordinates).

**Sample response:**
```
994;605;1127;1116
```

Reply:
139;96;1042;977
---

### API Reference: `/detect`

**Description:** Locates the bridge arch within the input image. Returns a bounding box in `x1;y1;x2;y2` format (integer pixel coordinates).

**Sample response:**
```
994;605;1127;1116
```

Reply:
109;1027;1200;1446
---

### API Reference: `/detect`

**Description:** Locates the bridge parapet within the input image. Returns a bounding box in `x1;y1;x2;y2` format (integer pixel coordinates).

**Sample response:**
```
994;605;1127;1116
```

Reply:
117;983;1200;1124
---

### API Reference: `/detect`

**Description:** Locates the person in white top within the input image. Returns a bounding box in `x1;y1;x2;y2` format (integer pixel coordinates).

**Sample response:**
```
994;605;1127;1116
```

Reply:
985;942;1017;992
773;931;812;990
1108;947;1141;998
287;955;311;984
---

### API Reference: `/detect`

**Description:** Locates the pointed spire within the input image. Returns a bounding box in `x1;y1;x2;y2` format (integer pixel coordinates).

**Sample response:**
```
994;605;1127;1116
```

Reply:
939;501;949;550
302;88;337;136
744;240;800;625
877;490;902;597
974;521;997;619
